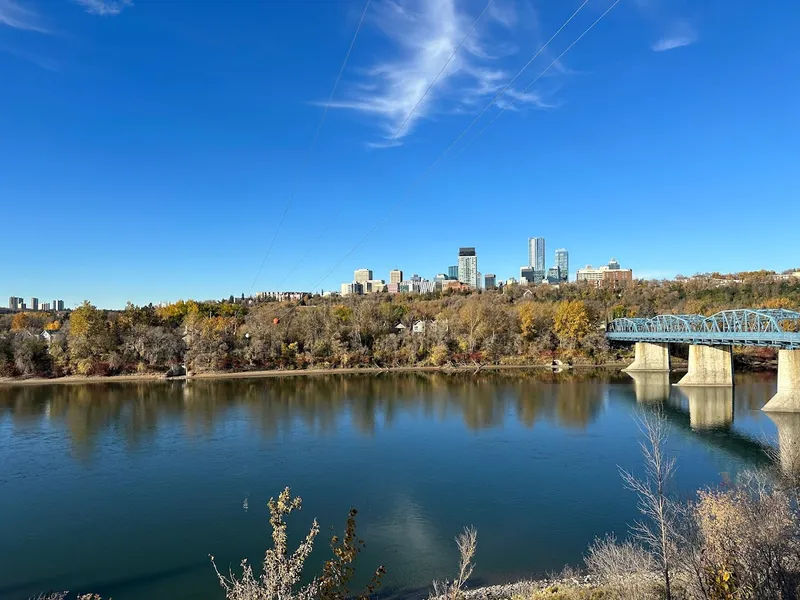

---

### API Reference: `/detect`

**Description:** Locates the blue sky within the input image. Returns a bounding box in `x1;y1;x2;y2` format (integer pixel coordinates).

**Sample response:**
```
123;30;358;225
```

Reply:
2;0;799;309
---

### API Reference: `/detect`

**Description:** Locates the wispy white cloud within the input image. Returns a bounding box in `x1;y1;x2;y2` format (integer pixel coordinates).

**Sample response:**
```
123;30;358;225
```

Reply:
73;0;133;16
652;29;697;52
495;87;554;111
0;0;49;33
635;2;698;52
325;0;555;146
487;0;517;29
366;139;405;150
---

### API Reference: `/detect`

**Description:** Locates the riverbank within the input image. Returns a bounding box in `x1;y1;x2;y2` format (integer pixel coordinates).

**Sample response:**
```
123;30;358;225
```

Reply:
455;575;609;600
428;576;613;600
0;362;637;387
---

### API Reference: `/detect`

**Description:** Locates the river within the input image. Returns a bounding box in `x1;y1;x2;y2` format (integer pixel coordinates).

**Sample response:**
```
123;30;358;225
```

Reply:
0;370;788;600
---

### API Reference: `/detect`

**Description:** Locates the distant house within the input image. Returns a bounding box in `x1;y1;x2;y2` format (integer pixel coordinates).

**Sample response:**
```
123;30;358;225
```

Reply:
40;329;65;344
394;323;407;333
412;320;448;334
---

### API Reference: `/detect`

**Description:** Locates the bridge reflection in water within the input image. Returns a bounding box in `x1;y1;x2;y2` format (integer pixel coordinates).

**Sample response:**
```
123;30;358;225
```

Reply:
765;413;800;476
683;386;734;430
626;371;800;475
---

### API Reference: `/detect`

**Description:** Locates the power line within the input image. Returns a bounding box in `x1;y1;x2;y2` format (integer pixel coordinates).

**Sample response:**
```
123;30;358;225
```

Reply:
302;0;609;294
245;0;371;296
456;0;624;158
272;0;497;290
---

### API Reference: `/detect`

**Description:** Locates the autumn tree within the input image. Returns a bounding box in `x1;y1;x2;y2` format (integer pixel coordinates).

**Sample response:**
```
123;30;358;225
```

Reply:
553;300;593;346
13;334;52;377
118;302;158;330
68;301;115;375
0;334;15;376
155;299;201;326
760;297;797;310
11;312;49;332
456;296;485;354
518;302;555;341
184;313;238;372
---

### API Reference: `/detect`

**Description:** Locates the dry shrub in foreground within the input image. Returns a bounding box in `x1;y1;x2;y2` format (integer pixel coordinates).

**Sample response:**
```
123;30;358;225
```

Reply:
594;408;800;600
432;526;478;600
683;471;800;600
618;410;677;600
212;487;384;600
585;535;658;600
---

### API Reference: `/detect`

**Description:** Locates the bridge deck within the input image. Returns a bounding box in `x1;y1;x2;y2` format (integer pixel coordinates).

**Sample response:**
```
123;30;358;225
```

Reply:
606;331;800;349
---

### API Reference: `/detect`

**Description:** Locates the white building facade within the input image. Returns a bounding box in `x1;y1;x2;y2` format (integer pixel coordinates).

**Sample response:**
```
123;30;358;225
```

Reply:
528;237;545;272
458;247;479;288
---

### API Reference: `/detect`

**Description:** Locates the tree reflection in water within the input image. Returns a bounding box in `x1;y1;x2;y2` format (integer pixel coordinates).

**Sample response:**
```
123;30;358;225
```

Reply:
0;371;623;457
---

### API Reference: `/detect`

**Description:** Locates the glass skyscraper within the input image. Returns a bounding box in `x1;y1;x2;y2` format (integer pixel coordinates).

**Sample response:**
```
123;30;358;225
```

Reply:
447;265;458;280
555;248;569;282
528;237;545;272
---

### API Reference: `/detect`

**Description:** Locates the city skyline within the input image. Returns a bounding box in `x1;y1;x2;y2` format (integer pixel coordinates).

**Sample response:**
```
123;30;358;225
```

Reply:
7;296;66;312
336;239;607;296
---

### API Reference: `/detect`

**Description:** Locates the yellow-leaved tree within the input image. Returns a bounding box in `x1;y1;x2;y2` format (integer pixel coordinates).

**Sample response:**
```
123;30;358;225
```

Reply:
553;300;592;344
68;301;113;375
518;302;555;341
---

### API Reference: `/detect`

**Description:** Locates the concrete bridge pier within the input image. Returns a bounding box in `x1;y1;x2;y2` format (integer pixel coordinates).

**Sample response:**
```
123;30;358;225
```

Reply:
676;344;734;387
624;342;671;372
762;350;800;412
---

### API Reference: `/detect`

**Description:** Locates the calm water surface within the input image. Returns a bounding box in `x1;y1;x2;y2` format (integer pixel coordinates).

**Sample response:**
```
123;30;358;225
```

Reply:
0;370;787;600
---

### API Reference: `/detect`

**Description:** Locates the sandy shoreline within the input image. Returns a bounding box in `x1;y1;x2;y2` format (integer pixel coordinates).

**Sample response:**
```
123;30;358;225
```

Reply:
0;362;635;387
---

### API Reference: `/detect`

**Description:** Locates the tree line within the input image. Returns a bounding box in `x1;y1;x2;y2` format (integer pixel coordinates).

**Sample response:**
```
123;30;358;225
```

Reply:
2;272;800;379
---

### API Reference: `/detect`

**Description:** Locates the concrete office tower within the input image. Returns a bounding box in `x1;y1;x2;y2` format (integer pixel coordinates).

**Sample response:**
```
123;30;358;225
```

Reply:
30;297;39;311
528;237;545;272
341;282;363;296
364;280;386;294
389;270;403;284
458;247;478;288
555;248;569;282
577;258;633;288
354;269;373;284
